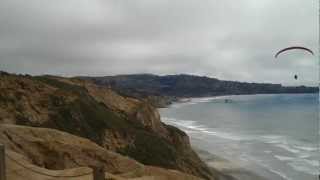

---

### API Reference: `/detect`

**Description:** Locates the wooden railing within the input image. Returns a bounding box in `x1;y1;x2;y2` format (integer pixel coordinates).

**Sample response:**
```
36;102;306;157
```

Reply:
0;144;105;180
0;144;5;180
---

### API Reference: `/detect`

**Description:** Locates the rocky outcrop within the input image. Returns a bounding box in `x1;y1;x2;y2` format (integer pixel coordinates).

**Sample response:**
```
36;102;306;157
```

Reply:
0;74;56;125
2;124;203;180
6;150;93;180
0;73;214;179
0;124;141;173
144;95;178;108
83;81;168;136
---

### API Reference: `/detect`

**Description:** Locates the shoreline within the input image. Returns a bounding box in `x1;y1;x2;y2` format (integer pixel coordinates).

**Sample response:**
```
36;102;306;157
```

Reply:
195;148;268;180
158;92;318;109
159;97;269;180
158;94;317;180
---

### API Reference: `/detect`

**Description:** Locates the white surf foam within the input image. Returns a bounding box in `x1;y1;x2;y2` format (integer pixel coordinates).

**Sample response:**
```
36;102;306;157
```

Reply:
288;159;319;175
244;155;293;180
274;155;295;161
292;145;318;152
267;168;293;180
264;150;272;154
162;116;319;176
162;117;257;141
275;144;301;154
261;135;317;160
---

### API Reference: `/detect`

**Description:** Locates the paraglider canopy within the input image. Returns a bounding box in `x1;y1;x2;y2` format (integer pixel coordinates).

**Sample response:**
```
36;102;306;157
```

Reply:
275;46;314;58
274;46;314;80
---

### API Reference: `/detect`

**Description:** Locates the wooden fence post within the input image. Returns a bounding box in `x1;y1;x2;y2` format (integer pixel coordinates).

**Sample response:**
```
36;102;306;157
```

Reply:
0;144;5;180
93;166;104;180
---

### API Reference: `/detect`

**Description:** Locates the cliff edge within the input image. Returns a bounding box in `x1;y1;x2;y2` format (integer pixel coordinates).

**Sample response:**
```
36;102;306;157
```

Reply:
0;72;214;179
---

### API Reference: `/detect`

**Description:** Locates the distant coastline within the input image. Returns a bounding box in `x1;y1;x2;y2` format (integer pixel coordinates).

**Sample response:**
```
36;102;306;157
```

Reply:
165;92;319;107
79;74;318;108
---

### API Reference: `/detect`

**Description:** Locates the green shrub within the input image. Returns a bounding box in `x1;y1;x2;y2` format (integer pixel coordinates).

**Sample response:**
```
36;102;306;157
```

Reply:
118;131;178;169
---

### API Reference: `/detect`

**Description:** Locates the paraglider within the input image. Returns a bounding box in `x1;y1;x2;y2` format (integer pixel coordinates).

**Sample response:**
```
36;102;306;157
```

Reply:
275;46;314;58
275;46;314;80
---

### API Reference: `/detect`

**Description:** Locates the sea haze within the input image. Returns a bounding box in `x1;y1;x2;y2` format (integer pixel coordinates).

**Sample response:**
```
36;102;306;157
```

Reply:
159;94;318;180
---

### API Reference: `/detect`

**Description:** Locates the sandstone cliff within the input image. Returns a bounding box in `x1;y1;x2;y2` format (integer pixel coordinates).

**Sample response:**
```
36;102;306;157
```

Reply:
1;124;202;180
0;73;213;179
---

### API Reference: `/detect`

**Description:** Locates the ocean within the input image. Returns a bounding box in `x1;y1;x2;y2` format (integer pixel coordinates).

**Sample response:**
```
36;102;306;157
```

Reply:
159;94;319;180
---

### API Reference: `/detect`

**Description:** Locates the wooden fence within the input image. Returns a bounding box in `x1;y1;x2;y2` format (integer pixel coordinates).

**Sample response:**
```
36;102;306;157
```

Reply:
0;144;5;180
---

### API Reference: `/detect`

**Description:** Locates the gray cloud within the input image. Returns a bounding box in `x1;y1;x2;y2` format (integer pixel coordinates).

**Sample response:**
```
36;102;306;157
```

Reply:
0;0;317;85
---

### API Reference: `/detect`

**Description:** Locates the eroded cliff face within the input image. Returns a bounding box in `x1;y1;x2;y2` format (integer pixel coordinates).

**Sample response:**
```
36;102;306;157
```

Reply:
0;73;213;179
0;124;141;173
1;124;203;180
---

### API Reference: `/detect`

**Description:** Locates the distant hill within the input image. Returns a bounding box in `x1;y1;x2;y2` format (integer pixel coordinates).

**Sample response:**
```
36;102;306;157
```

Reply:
80;74;318;106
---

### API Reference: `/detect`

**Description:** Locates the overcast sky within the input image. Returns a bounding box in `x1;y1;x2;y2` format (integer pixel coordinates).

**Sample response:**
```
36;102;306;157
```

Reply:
0;0;318;85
